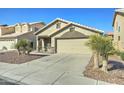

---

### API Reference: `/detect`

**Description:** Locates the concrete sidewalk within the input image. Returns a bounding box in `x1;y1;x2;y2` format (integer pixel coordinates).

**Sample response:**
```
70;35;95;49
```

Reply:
0;54;111;85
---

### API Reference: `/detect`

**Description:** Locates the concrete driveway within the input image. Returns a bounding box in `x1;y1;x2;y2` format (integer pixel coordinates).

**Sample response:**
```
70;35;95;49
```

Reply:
0;53;111;85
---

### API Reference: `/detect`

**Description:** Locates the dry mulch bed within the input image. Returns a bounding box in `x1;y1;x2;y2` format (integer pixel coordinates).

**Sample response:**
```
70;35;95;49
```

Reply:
83;55;124;85
0;50;45;64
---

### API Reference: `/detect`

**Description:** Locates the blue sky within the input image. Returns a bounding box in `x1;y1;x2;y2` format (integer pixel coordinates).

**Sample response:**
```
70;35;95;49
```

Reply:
0;8;115;33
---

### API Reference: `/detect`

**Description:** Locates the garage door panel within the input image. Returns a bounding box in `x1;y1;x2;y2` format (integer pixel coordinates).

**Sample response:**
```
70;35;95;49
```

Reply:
0;40;15;49
57;39;91;54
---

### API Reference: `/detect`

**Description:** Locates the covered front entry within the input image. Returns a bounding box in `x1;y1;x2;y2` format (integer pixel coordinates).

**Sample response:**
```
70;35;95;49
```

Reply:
55;38;91;54
36;36;55;53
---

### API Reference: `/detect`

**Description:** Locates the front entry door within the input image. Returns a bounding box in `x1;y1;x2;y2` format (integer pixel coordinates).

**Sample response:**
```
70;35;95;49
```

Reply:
44;38;51;51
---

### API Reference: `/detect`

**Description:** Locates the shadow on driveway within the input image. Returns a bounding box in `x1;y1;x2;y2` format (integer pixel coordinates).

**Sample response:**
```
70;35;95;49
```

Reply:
0;78;18;85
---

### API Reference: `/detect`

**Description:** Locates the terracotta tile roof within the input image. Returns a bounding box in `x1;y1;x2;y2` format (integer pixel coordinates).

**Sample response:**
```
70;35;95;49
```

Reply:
106;32;113;36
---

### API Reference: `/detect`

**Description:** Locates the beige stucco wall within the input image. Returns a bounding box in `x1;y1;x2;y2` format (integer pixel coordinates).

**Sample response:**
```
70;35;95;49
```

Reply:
113;14;124;50
15;24;22;33
15;23;30;33
37;21;67;36
21;24;30;32
15;23;45;33
51;25;99;47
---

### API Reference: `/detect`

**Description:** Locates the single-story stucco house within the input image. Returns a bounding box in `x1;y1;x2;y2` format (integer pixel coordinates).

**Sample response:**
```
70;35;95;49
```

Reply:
35;18;104;54
0;22;45;50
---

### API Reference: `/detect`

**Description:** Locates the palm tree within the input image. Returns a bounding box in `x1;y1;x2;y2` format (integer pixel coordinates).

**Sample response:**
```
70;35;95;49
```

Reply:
86;35;103;69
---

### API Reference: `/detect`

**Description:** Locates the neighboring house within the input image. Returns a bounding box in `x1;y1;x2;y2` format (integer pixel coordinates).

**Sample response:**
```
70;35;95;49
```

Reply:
35;18;104;54
106;32;114;40
0;22;45;50
113;9;124;50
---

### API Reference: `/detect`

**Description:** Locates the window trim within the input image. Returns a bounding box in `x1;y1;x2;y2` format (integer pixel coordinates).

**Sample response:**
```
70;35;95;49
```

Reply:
118;36;120;41
118;26;120;32
56;23;61;29
70;26;75;32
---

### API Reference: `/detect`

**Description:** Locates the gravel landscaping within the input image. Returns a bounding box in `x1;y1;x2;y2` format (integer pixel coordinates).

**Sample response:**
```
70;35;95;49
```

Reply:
0;50;45;64
83;55;124;85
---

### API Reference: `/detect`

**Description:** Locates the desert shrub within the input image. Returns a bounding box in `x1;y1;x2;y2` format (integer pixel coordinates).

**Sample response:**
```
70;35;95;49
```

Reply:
120;52;124;61
115;50;121;56
15;39;33;55
27;47;33;54
2;46;7;50
26;42;33;54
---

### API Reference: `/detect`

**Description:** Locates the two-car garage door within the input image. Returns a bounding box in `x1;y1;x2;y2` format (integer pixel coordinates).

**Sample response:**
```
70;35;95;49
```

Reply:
56;38;91;54
0;40;15;50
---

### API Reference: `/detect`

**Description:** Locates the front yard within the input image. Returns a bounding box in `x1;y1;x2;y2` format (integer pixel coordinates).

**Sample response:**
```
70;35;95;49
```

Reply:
0;50;45;64
84;55;124;84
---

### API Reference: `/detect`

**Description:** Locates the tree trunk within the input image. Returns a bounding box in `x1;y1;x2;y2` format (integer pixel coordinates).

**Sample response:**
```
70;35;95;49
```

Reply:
17;49;21;55
102;57;108;73
93;52;99;69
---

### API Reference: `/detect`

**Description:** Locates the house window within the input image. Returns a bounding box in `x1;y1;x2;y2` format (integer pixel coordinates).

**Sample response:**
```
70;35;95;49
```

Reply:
35;27;39;31
117;22;120;32
56;23;61;29
70;26;75;32
118;36;120;41
118;26;120;32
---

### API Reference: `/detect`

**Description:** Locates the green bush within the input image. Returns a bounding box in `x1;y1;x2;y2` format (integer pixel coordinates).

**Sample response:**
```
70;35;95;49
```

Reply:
15;39;33;55
2;46;7;50
115;50;121;56
26;45;33;54
120;52;124;61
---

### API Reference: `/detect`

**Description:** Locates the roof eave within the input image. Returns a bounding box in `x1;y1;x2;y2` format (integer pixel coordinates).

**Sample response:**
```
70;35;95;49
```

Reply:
112;12;124;27
34;18;68;35
35;18;104;35
112;13;116;27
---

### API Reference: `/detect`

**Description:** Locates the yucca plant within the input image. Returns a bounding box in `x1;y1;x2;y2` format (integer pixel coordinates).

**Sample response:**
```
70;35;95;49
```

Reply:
86;35;116;73
100;37;115;72
86;35;103;69
15;39;31;55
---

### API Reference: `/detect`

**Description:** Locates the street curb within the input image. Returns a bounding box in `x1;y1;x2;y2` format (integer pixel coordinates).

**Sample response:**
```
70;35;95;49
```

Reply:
0;75;27;85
